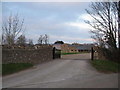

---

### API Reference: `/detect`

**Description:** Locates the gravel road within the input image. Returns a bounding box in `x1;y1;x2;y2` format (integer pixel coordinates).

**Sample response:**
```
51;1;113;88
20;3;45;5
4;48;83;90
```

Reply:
2;53;118;88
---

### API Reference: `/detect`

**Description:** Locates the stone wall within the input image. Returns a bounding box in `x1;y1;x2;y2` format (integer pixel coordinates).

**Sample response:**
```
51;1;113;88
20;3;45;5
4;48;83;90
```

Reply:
93;46;107;60
2;46;53;64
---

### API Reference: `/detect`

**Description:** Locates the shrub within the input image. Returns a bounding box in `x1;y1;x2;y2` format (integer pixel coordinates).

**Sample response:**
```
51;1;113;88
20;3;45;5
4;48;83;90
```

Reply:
99;48;119;63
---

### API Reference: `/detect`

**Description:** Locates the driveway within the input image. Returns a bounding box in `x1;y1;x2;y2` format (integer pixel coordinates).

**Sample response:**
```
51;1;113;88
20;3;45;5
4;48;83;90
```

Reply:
61;53;91;60
3;53;118;88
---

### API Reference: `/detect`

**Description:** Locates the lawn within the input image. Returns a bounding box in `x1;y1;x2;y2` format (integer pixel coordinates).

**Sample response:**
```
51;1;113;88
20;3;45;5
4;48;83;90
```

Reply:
91;60;120;73
0;64;1;75
2;63;33;76
61;52;89;55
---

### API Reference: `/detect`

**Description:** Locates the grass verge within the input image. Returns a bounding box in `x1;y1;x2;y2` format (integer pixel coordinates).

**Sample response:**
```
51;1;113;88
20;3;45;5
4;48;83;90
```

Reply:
61;52;89;55
91;60;120;73
2;63;33;76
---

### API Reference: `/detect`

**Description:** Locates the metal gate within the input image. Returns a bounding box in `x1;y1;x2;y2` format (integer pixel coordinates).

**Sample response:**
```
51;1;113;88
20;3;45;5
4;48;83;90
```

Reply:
53;47;61;59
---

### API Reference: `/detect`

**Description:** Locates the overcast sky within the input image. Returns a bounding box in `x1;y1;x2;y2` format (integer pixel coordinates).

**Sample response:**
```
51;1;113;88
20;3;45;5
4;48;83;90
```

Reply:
2;2;94;44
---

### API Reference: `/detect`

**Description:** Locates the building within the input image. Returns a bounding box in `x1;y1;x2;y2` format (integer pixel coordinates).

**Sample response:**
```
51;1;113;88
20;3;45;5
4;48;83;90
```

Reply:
72;44;94;52
61;44;78;53
53;43;94;53
52;44;61;50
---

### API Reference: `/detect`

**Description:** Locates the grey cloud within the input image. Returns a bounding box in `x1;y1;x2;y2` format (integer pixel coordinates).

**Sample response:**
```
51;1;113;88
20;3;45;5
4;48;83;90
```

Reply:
2;2;92;44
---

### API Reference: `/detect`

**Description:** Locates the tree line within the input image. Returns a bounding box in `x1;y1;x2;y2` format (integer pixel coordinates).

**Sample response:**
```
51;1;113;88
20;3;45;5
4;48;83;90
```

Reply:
2;14;49;46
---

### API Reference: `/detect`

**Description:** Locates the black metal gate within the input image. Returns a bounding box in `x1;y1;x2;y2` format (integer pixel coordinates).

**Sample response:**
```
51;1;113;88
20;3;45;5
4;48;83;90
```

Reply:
91;47;94;60
53;47;61;59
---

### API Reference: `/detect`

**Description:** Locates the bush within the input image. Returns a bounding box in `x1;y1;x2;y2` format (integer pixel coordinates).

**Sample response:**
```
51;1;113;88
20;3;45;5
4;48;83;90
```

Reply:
99;48;119;63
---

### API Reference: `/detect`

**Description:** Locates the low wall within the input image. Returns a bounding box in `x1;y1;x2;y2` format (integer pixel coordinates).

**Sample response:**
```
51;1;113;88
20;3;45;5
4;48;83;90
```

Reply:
2;46;53;64
93;46;107;60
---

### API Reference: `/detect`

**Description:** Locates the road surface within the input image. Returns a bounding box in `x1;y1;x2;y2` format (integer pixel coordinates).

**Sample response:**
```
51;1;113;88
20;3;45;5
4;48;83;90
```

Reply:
3;53;118;88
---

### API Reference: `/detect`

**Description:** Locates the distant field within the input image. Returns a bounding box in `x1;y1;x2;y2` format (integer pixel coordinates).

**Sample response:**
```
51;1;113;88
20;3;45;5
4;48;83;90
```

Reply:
61;52;89;55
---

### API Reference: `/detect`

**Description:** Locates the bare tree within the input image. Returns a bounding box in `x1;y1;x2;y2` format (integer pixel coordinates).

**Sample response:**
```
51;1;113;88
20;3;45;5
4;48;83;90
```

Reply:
28;39;33;45
2;13;24;45
16;35;26;45
37;34;49;45
0;35;2;45
2;34;5;45
85;2;118;50
117;1;120;49
38;35;43;44
44;34;49;44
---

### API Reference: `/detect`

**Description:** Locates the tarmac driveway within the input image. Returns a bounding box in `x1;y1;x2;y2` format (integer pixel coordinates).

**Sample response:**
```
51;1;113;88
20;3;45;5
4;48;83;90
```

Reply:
3;53;118;88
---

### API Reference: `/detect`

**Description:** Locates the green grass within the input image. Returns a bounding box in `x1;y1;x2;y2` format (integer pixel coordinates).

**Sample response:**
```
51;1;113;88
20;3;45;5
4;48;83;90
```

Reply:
0;64;2;75
91;60;120;73
2;63;33;76
61;52;89;55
